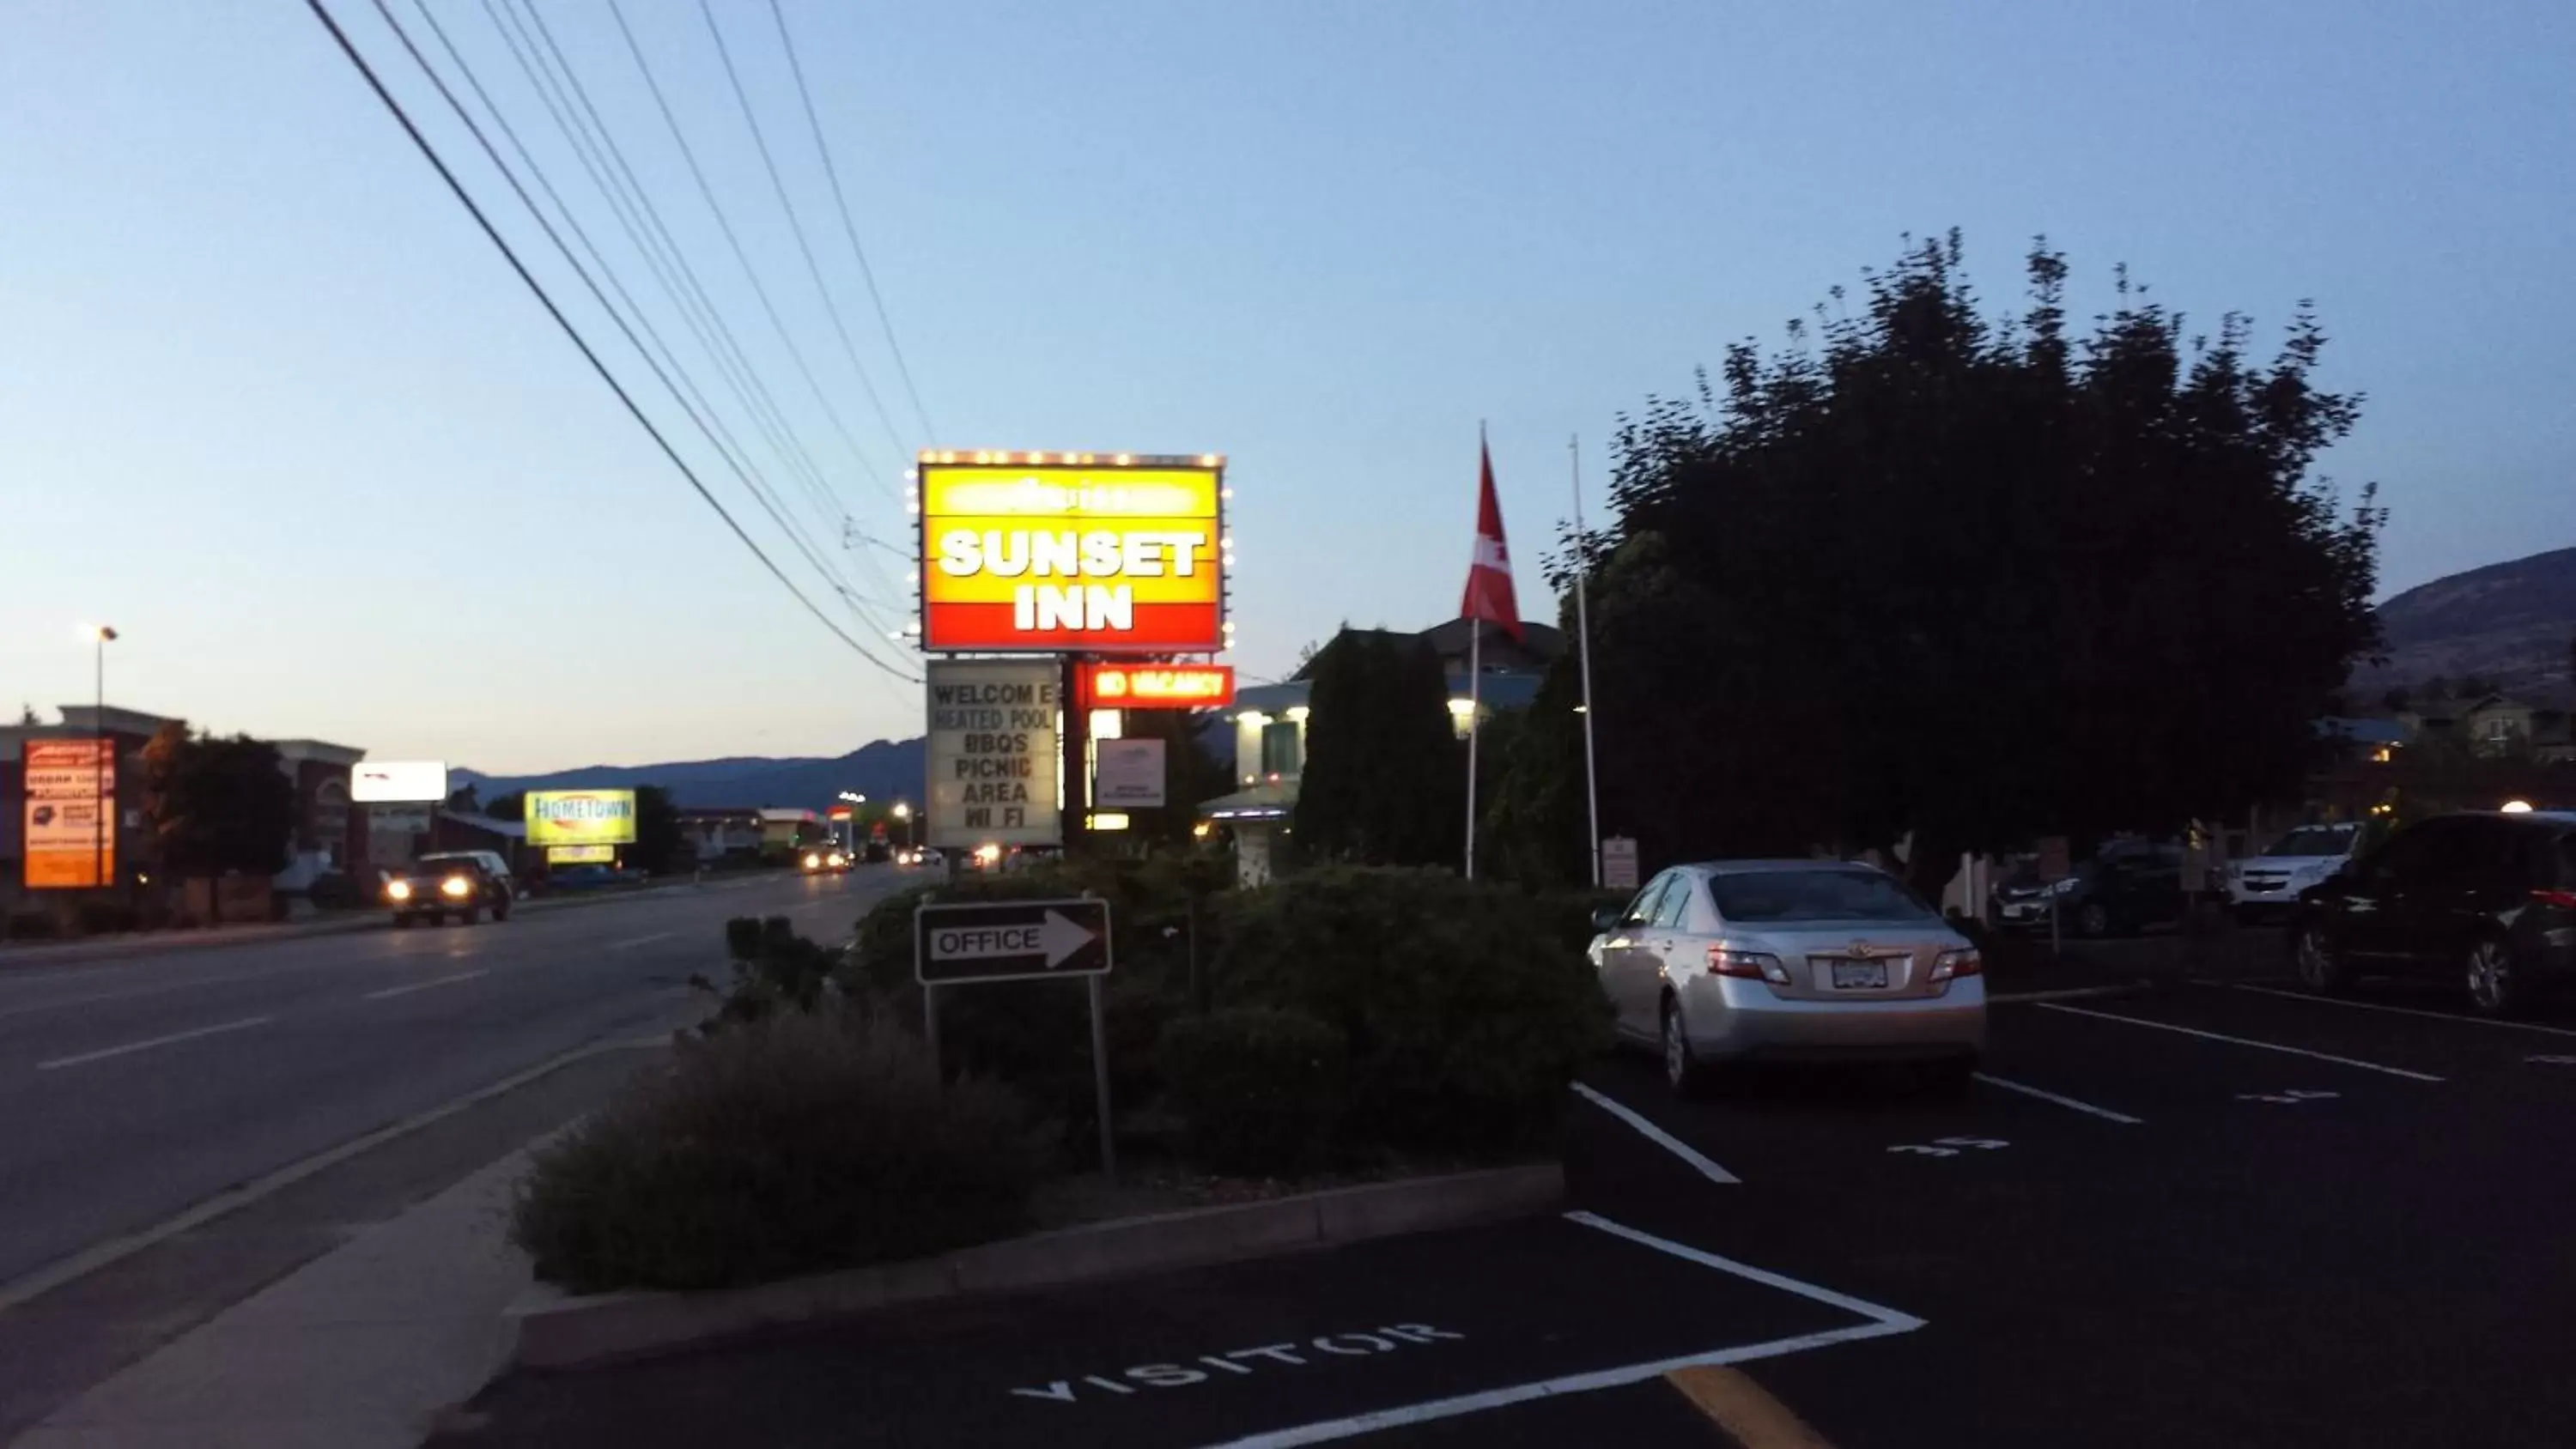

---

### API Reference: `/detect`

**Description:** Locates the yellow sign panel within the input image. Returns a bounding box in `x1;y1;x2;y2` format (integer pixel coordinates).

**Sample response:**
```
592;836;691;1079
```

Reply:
526;790;638;847
918;460;1224;653
548;844;617;864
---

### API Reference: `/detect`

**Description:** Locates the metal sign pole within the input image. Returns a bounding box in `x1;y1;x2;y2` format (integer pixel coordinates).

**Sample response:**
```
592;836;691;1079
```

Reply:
924;983;940;1072
1088;973;1116;1185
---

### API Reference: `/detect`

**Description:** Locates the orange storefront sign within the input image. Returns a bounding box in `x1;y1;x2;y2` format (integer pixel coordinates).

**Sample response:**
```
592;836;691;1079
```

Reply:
1078;664;1236;709
23;738;114;889
918;458;1226;654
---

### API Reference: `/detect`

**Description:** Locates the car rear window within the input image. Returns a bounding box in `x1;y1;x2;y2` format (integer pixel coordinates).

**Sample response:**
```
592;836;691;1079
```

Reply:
1710;869;1937;924
2265;825;2357;858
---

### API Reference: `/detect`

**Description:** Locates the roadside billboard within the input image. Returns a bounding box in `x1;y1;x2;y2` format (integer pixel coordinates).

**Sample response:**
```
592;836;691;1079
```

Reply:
352;761;448;803
526;790;638;847
23;740;113;889
1076;663;1235;710
925;658;1061;848
917;454;1226;654
1094;739;1167;809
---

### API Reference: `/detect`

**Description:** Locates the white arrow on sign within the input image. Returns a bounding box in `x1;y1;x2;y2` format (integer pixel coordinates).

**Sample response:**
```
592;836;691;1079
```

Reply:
932;910;1100;969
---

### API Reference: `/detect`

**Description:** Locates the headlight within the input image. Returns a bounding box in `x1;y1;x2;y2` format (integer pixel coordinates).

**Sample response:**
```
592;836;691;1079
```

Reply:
386;880;412;901
440;876;471;898
827;852;847;867
803;853;822;869
2043;877;2081;897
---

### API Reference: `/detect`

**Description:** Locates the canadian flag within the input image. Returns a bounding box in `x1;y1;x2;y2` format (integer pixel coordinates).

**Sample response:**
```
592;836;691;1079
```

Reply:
1459;439;1523;641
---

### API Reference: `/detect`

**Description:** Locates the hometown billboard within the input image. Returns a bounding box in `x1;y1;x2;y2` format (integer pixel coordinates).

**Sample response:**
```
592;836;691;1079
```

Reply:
917;453;1225;653
525;790;638;847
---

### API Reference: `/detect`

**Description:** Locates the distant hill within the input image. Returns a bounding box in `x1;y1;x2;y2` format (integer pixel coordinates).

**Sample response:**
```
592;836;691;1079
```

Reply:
455;737;925;812
2358;545;2576;699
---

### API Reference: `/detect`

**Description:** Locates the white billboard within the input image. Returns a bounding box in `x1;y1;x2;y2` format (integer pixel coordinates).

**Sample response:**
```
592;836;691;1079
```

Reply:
925;658;1060;849
352;761;448;803
1094;739;1166;809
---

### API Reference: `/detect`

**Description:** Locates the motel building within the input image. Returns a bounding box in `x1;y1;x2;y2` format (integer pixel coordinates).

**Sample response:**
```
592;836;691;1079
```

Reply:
1198;618;1560;885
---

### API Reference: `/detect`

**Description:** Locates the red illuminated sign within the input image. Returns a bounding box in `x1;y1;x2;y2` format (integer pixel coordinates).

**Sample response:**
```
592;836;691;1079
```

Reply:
1078;664;1236;710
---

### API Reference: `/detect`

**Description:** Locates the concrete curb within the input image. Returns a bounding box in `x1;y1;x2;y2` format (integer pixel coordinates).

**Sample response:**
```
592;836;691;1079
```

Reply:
507;1162;1565;1371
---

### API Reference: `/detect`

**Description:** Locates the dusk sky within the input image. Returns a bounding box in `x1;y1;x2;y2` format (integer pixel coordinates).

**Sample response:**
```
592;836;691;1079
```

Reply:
6;1;2571;774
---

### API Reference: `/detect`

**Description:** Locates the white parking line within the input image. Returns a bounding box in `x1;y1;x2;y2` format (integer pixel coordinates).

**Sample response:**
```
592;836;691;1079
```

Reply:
1570;1083;1741;1185
361;970;489;1001
1971;1071;2144;1124
2215;982;2576;1040
2036;1003;2445;1082
1206;1213;1921;1448
35;1016;276;1071
607;932;676;950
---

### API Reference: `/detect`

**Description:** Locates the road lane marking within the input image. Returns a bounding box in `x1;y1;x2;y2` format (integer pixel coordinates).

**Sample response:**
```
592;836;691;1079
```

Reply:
34;1016;276;1071
1986;983;2150;1003
2217;981;2576;1039
608;931;676;950
361;970;489;1001
1570;1082;1741;1185
1204;1214;1919;1448
0;1033;671;1314
2035;1003;2445;1081
1971;1071;2144;1124
1665;1365;1837;1448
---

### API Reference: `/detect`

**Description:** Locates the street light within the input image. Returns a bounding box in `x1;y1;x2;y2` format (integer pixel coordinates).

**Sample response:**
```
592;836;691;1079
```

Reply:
86;625;118;892
892;800;914;850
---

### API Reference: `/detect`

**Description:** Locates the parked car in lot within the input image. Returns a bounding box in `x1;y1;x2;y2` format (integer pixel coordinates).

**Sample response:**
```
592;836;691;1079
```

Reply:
2290;810;2576;1016
1589;860;1985;1096
1994;843;2184;937
2228;822;2364;924
384;852;512;926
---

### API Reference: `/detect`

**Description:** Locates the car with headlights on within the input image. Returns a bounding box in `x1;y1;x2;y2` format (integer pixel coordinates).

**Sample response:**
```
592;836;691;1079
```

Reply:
384;852;512;926
799;846;850;875
1589;860;1984;1096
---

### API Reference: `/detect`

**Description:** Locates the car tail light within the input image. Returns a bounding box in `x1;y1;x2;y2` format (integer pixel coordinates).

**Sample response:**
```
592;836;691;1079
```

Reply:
2534;889;2576;911
1706;946;1789;985
1931;947;1983;982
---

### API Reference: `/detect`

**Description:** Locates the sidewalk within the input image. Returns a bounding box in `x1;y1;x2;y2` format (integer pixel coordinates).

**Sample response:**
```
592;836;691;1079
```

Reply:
10;1138;547;1449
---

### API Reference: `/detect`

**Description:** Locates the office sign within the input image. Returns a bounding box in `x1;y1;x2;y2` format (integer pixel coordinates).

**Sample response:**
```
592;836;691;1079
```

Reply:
1077;663;1236;710
1601;836;1638;892
526;790;639;847
914;898;1111;985
917;453;1225;653
1094;738;1167;809
24;740;112;889
926;658;1060;848
352;760;448;803
548;844;617;864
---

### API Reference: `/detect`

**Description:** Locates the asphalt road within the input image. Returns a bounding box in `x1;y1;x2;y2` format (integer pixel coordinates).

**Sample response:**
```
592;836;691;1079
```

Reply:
0;865;901;1440
442;964;2576;1448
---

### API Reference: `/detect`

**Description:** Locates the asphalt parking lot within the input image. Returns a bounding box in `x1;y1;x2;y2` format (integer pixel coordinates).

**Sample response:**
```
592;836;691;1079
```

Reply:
442;967;2576;1448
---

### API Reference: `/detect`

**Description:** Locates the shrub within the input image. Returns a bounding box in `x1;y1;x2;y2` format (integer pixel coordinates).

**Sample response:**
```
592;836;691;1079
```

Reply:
696;915;841;1031
512;1008;1049;1294
1212;866;1613;1161
1158;1007;1351;1176
76;902;137;937
5;910;58;941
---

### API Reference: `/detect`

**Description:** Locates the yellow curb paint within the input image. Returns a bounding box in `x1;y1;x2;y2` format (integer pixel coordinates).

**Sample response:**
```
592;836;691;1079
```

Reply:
1664;1365;1836;1448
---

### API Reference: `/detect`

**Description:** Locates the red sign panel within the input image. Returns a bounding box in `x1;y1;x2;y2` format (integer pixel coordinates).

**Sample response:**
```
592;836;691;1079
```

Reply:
1078;664;1236;710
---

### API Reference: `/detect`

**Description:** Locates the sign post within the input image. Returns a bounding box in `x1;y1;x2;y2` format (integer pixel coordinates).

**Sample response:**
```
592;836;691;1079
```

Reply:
915;896;1115;1180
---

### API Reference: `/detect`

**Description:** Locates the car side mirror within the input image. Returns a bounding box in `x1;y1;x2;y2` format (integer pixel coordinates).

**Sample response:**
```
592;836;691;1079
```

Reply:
1591;906;1623;933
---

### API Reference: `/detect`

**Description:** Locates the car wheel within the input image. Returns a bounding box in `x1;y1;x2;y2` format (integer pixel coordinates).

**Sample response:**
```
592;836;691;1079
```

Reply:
2076;901;2111;937
2293;924;2348;993
459;905;482;926
492;898;511;923
1661;1000;1709;1099
2465;937;2527;1017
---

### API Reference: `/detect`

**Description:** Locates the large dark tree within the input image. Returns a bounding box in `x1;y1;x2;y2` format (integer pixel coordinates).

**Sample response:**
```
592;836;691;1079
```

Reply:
631;785;682;872
142;724;298;878
1506;233;2383;889
1293;632;1464;865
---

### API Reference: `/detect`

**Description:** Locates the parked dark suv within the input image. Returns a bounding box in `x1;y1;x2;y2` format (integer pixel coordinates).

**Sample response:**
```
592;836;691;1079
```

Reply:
2290;810;2576;1016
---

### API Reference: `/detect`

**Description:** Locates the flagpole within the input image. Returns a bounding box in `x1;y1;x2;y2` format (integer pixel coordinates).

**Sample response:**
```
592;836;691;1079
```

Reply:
1571;434;1601;888
1465;421;1485;881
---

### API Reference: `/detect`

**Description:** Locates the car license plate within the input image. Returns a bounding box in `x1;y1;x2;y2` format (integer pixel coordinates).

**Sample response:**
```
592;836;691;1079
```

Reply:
1831;960;1887;989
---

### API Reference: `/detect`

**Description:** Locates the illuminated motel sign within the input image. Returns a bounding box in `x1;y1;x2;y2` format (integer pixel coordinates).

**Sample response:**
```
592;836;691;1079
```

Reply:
915;454;1229;654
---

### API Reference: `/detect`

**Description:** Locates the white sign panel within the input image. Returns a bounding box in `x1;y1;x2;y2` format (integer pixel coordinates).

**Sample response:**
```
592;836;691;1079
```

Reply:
352;760;448;803
1094;738;1166;809
1601;836;1639;892
926;658;1060;848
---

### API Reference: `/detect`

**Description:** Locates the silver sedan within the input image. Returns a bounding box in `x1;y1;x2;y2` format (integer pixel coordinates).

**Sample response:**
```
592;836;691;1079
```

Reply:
1589;860;1986;1095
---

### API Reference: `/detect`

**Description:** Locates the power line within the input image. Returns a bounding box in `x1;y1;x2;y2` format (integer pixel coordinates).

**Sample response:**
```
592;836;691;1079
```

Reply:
766;0;937;444
306;0;917;682
601;0;900;504
699;0;909;462
496;0;866;546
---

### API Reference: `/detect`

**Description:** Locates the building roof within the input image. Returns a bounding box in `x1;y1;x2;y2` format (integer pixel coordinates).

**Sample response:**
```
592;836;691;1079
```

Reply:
437;810;526;840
